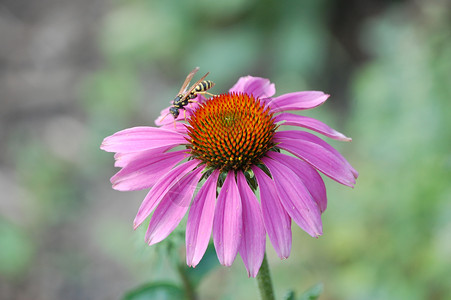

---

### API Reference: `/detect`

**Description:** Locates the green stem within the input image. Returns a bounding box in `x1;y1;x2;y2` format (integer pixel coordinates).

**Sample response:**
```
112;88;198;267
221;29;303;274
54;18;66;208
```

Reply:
176;263;197;300
256;253;275;300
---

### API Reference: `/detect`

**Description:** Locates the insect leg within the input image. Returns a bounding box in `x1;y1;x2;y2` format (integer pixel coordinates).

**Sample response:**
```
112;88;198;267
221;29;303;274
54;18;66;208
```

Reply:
203;92;216;97
193;91;216;98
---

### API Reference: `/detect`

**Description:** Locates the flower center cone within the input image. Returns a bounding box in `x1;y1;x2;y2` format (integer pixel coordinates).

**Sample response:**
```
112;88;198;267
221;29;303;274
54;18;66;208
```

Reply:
187;92;277;171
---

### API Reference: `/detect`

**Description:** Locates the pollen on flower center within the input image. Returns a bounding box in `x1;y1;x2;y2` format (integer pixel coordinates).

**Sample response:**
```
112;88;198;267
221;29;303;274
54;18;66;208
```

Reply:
187;92;277;171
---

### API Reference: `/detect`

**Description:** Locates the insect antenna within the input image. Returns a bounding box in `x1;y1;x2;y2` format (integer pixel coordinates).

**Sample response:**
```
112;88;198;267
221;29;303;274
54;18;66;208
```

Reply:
160;112;170;122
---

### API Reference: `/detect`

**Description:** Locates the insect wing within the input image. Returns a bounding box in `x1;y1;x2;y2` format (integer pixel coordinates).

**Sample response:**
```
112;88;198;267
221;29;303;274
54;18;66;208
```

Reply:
180;72;210;102
178;67;200;94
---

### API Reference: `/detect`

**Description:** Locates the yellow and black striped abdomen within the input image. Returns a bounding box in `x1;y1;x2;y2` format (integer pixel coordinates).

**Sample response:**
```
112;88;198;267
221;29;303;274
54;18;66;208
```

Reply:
189;80;214;99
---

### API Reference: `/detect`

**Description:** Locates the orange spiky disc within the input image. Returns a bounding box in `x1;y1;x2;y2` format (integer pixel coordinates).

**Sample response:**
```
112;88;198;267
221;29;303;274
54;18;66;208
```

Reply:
187;92;277;171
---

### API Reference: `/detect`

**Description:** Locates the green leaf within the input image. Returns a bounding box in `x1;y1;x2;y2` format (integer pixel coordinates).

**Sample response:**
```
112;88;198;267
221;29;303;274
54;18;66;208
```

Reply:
298;283;323;300
122;282;184;300
283;290;296;300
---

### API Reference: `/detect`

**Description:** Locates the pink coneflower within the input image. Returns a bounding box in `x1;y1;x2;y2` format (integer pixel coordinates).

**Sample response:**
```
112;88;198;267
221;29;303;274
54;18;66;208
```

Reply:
101;75;358;277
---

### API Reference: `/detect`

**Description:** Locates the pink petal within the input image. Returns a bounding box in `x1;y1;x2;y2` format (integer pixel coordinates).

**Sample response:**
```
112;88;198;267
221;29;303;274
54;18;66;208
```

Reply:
113;146;173;168
267;151;327;213
111;150;188;191
236;172;266;278
262;157;323;237
186;170;220;267
269;91;329;113
274;112;352;141
252;166;292;259
229;76;276;98
213;171;242;266
100;127;186;153
145;165;205;245
133;159;199;229
275;130;358;183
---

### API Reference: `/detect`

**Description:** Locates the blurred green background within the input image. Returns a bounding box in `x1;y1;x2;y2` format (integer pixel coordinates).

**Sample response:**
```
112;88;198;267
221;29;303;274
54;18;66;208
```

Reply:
1;0;450;299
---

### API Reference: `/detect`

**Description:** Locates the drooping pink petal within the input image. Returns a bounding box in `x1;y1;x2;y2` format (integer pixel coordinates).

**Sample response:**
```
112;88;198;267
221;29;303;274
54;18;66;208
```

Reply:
113;146;173;168
186;170;220;267
213;171;242;266
269;91;329;113
101;127;186;153
133;159;200;229
276;137;355;187
262;157;323;238
275;130;358;183
229;76;276;98
111;150;188;191
267;151;327;213
279;130;359;178
236;172;266;278
252;166;292;259
145;165;205;245
274;112;352;141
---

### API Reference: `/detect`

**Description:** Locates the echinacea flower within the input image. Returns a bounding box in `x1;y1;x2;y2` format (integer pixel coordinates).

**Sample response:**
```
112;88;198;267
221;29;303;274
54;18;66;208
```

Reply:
101;75;358;277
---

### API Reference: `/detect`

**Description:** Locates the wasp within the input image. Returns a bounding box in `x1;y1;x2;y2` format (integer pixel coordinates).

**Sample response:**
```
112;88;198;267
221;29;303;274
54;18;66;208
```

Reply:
169;67;215;119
